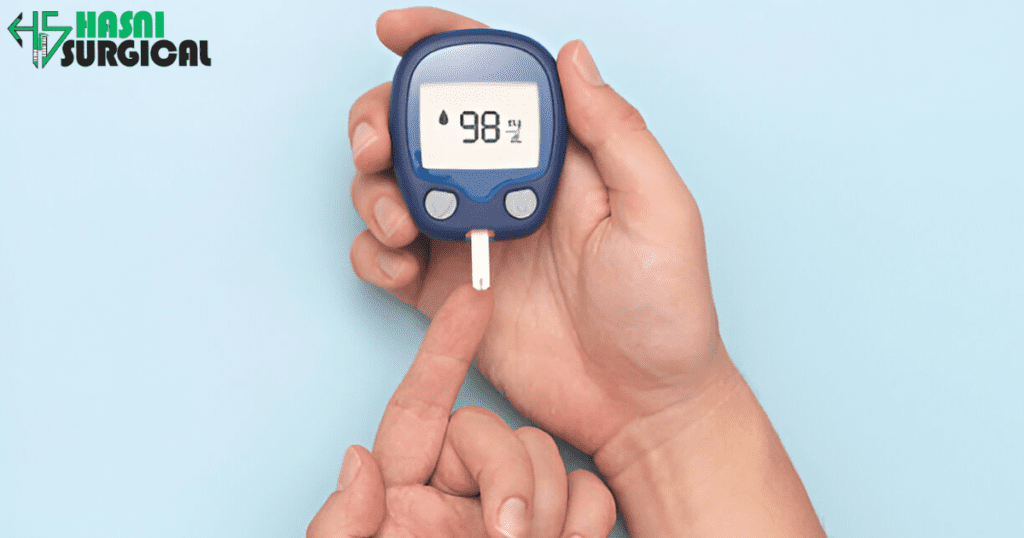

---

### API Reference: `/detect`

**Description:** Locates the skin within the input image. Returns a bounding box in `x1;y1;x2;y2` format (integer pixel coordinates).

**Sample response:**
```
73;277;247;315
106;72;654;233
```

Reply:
339;7;828;537
350;7;715;459
308;286;616;538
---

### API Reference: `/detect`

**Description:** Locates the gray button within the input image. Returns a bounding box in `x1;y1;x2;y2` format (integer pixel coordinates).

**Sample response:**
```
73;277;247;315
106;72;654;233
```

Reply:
424;190;457;220
504;189;537;219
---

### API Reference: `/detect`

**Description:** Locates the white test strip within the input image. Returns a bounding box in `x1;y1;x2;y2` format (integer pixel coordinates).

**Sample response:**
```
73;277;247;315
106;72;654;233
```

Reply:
470;230;490;290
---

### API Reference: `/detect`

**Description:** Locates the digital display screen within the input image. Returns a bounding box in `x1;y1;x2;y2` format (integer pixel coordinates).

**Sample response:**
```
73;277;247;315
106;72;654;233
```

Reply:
419;82;540;169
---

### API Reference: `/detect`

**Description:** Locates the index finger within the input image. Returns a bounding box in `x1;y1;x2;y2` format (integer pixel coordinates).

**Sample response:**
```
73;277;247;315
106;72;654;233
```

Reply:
376;7;488;56
372;284;494;487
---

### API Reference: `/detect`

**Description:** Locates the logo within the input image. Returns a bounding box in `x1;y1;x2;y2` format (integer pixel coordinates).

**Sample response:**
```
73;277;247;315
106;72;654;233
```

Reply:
7;10;211;68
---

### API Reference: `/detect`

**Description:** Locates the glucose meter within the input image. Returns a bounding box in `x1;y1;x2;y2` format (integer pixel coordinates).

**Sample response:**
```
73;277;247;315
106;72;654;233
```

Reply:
389;29;567;247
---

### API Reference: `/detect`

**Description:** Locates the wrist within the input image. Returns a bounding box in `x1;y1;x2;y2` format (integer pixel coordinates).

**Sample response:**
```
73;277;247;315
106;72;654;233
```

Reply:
594;347;825;537
594;348;744;482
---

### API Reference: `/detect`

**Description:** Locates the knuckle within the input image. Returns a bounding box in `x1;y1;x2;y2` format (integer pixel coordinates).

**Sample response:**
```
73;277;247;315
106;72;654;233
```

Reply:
349;173;361;203
348;82;391;129
347;94;368;129
569;468;601;487
599;105;647;151
349;242;360;274
389;393;451;429
349;231;375;276
516;426;557;450
448;406;509;443
586;97;650;155
616;101;647;133
450;405;498;426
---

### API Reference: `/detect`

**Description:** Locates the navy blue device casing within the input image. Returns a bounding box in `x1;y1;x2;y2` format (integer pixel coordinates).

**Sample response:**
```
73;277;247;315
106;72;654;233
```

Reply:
389;29;567;241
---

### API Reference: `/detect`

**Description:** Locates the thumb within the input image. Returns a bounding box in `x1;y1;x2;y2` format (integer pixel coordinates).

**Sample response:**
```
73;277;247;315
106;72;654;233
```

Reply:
556;40;697;233
307;445;386;538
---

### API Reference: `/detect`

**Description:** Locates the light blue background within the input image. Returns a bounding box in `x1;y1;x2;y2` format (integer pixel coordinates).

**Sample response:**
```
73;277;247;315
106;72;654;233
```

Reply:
2;1;1022;536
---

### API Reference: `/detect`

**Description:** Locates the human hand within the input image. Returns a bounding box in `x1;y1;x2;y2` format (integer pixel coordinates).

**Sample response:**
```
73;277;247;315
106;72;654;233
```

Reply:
348;7;728;456
307;285;616;538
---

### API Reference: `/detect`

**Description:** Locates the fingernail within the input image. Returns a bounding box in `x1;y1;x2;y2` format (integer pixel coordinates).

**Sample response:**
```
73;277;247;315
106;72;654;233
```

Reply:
337;446;361;492
573;41;603;86
378;250;402;280
374;197;404;239
497;497;528;538
351;122;375;160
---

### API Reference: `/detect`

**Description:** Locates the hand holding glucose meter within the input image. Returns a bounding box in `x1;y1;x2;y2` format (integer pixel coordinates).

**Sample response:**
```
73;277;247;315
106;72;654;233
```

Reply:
389;29;567;290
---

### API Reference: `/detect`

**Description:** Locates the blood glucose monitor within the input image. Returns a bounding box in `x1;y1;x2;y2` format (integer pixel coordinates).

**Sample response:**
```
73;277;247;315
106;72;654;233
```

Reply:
389;29;567;244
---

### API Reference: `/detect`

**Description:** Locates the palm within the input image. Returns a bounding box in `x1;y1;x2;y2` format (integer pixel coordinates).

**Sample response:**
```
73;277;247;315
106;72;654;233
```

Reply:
409;139;718;453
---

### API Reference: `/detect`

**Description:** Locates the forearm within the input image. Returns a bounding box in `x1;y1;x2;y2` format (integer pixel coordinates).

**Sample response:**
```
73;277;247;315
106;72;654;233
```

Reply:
595;353;825;538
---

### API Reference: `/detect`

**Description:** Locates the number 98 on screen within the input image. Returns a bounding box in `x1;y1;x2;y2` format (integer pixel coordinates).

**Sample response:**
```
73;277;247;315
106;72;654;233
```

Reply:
419;82;540;170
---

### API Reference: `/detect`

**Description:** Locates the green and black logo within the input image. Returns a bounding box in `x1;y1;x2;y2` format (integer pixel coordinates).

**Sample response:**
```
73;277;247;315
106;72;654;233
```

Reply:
7;10;211;68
